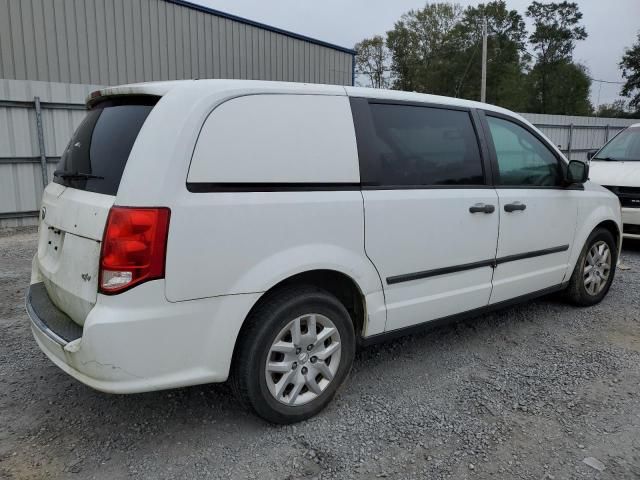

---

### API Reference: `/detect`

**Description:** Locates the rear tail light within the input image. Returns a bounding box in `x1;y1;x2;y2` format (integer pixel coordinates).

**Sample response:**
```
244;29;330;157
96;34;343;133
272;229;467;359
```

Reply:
99;207;171;294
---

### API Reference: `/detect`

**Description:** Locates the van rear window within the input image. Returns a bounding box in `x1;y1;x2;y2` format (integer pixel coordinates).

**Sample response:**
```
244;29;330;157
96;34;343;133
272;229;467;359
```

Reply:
53;96;159;195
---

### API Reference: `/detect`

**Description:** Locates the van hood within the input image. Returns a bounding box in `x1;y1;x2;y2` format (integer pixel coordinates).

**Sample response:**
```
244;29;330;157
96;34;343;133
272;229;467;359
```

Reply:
589;160;640;188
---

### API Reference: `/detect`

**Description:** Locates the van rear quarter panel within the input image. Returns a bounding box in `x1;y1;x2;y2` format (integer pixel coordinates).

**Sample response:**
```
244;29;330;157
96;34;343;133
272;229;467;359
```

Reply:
160;90;382;304
164;191;377;300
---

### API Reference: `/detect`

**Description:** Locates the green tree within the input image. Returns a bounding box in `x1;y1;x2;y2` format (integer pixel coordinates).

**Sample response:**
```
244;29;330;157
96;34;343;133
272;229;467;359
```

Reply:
620;33;640;110
354;0;593;115
596;100;630;118
451;1;529;110
354;35;390;88
384;1;529;108
527;61;592;115
525;1;590;114
386;3;462;93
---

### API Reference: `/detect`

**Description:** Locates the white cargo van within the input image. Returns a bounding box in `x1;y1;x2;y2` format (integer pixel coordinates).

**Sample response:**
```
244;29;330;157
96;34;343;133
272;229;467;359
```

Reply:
27;80;621;423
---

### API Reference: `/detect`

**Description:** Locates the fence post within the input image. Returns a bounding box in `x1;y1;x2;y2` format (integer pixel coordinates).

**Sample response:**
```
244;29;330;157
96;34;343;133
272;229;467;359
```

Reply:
34;96;49;192
567;123;573;160
605;124;610;143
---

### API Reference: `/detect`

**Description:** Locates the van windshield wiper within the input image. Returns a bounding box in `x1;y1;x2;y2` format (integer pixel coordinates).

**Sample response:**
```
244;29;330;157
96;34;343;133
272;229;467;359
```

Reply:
53;170;104;180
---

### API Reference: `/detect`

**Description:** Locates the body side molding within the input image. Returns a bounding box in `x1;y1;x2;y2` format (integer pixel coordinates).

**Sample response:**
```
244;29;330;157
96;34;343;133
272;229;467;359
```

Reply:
386;245;570;285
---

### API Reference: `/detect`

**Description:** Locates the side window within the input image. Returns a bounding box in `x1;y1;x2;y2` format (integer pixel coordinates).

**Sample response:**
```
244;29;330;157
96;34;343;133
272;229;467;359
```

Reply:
367;104;485;186
486;115;562;186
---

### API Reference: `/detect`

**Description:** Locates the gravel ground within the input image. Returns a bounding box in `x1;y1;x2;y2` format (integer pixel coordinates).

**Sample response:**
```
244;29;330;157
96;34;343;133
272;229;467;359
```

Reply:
1;228;639;480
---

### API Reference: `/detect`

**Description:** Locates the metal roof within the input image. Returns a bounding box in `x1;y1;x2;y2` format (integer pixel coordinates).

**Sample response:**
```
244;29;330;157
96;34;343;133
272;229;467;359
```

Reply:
166;0;357;56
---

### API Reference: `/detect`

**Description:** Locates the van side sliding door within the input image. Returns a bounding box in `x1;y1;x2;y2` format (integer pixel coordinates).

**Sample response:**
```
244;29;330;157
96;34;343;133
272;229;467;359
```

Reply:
350;98;500;332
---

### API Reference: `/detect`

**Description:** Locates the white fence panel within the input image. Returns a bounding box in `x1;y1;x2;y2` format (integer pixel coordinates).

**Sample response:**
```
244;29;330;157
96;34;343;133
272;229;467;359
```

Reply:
520;112;638;162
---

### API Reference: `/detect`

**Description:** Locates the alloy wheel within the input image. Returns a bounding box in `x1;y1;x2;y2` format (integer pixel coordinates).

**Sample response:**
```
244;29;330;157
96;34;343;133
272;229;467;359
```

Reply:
583;240;611;296
264;313;342;406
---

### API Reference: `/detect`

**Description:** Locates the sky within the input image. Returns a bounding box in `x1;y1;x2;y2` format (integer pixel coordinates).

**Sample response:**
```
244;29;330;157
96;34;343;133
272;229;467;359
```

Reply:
193;0;640;108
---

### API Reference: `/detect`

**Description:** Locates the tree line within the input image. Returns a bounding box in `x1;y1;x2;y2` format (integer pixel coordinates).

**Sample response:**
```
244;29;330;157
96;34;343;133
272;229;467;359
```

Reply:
354;1;640;117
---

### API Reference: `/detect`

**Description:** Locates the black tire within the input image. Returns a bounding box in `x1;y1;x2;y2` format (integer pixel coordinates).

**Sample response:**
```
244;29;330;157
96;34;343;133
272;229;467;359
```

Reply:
566;228;617;306
231;285;355;424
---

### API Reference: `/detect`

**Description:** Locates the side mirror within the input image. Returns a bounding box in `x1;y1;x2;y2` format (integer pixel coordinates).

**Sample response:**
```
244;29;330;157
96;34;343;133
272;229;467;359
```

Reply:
567;160;589;184
586;150;598;160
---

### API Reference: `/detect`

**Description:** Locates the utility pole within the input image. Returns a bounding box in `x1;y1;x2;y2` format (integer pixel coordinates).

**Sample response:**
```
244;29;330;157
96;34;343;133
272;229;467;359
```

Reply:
480;16;487;103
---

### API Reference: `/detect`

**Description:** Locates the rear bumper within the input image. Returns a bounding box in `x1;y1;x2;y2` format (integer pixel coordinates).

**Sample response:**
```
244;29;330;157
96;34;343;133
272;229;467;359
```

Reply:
622;207;640;239
26;280;261;393
27;283;83;346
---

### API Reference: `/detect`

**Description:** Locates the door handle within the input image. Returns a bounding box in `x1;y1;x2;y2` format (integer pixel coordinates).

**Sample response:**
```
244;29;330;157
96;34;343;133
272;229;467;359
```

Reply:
504;202;527;212
469;203;495;214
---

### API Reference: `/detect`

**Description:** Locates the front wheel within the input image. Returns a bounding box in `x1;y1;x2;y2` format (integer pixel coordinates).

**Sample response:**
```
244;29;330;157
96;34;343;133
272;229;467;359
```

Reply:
231;285;355;424
566;228;617;306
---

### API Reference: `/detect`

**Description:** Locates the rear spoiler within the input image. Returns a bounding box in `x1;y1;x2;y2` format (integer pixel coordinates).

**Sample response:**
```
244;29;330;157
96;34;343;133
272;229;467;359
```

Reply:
85;81;187;108
86;91;161;109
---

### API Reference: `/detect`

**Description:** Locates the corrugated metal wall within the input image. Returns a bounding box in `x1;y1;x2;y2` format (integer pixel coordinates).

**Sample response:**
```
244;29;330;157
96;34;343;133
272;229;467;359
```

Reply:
0;0;354;86
0;79;99;227
521;113;639;162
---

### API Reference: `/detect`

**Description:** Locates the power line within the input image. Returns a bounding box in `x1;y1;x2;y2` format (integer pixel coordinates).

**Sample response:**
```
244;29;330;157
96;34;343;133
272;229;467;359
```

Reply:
588;76;625;85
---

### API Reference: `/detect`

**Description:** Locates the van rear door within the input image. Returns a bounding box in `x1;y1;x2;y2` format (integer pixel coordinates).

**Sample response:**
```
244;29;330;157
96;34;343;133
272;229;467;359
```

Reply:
34;96;158;326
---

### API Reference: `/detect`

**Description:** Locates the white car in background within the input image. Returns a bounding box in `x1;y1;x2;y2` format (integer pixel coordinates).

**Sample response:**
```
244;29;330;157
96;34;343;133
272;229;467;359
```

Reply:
589;123;640;239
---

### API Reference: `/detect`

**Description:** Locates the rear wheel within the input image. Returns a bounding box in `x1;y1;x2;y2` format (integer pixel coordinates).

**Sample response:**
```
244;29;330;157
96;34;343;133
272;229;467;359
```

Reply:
231;285;355;424
566;228;617;306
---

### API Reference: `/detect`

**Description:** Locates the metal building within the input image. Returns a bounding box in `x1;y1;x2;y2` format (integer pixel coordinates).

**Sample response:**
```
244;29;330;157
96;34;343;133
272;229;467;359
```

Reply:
0;0;356;86
0;0;356;226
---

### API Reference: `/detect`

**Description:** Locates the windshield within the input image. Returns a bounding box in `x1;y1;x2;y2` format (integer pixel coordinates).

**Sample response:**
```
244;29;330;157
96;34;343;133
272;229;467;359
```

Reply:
594;126;640;161
53;96;158;195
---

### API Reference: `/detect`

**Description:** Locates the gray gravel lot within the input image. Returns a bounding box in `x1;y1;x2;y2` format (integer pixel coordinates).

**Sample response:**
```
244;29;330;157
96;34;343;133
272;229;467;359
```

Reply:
1;228;639;480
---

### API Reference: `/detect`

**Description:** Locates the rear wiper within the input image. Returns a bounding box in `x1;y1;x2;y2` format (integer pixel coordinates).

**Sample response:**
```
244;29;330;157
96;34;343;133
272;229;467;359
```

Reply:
54;170;104;180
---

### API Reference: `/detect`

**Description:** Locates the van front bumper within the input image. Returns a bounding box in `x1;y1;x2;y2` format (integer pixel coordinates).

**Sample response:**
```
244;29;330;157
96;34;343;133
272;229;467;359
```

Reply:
622;207;640;239
26;281;261;394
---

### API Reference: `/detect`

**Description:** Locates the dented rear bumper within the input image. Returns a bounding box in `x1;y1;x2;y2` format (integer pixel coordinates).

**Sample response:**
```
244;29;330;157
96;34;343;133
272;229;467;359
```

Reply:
26;279;261;394
26;281;143;391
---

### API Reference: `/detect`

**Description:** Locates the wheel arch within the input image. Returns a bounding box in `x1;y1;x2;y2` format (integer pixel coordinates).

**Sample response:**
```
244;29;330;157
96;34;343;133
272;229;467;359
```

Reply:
229;269;373;373
239;269;367;340
594;219;622;256
568;201;622;277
